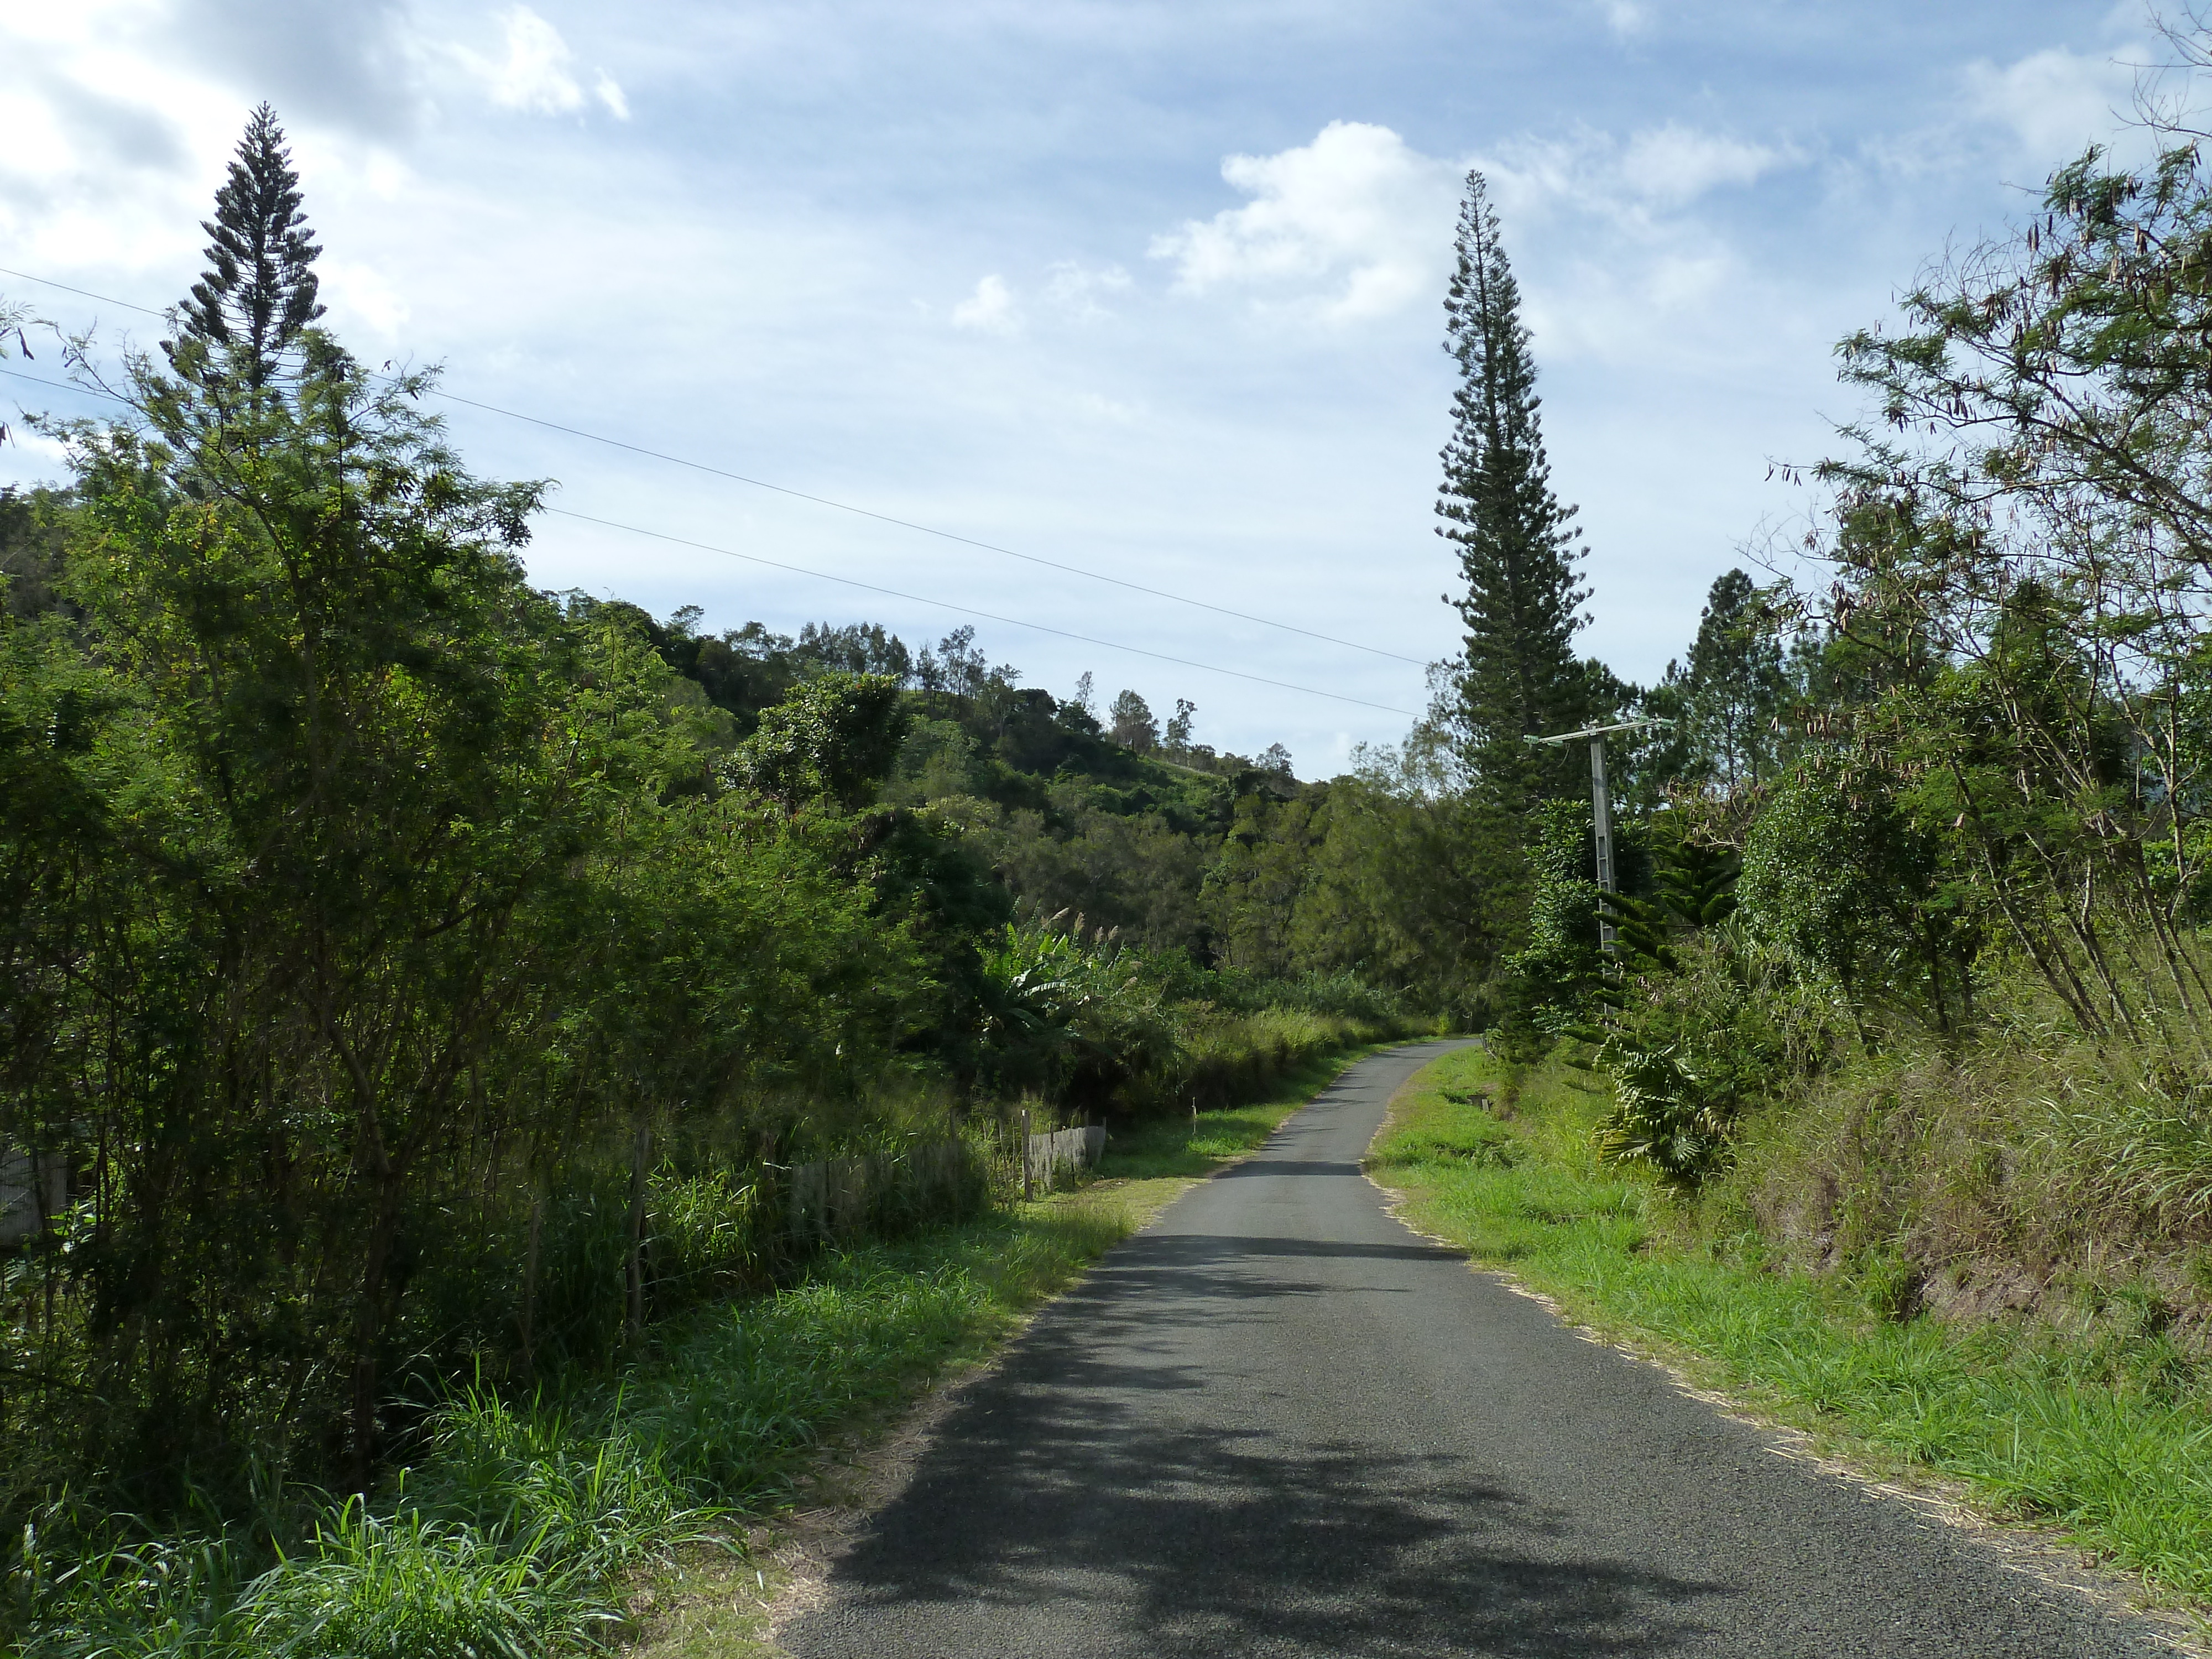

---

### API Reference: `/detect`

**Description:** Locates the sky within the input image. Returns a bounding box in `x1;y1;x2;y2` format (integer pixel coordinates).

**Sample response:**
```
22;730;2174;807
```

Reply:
0;0;2174;775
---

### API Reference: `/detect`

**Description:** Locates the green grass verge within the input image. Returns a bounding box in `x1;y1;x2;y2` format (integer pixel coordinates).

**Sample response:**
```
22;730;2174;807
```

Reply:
9;1203;1135;1659
1368;1045;2212;1610
633;1041;1406;1656
1096;1040;1406;1183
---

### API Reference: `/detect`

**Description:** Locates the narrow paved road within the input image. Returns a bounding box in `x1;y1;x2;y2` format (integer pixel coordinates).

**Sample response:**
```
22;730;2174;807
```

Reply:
784;1041;2176;1657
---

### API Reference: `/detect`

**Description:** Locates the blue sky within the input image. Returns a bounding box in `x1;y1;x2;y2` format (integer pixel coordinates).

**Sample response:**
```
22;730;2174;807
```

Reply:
0;1;2165;774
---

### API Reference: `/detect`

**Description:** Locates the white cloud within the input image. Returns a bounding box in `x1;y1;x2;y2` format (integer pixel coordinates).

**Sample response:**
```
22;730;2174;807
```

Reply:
360;149;410;200
458;7;627;121
1148;116;1797;330
1149;120;1461;323
1147;118;1798;330
1483;122;1798;226
1618;124;1791;206
1042;260;1130;319
477;7;582;113
319;258;409;337
1963;46;2132;162
2;428;70;469
951;273;1020;333
1600;0;1648;37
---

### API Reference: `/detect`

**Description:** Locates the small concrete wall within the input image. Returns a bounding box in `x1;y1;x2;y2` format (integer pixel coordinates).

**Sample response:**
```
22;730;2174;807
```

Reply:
1024;1124;1107;1188
0;1146;68;1243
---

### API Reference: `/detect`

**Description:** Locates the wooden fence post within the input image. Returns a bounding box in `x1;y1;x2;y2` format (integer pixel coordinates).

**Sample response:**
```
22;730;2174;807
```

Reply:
625;1123;649;1341
1020;1107;1032;1202
522;1191;542;1385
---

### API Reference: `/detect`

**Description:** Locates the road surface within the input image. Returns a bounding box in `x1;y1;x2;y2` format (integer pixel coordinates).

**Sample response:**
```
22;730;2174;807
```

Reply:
784;1040;2176;1657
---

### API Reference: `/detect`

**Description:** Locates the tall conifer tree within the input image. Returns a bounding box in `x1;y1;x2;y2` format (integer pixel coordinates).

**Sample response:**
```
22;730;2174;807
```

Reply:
1681;568;1786;791
1436;171;1593;817
173;103;325;390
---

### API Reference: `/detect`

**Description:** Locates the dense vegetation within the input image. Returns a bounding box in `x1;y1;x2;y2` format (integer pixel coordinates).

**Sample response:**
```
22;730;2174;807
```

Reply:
18;23;2212;1643
1431;70;2212;1602
1507;117;2212;1319
0;107;1438;1646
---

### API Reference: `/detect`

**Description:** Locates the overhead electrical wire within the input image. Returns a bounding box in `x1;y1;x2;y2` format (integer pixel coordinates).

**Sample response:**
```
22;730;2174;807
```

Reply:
0;268;162;318
0;263;1427;666
0;364;1417;717
432;390;1426;666
544;507;1416;713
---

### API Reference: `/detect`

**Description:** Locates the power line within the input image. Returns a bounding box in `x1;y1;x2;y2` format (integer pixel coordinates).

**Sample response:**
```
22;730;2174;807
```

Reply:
436;390;1427;666
546;508;1416;715
0;365;1416;716
0;267;164;318
0;262;1428;665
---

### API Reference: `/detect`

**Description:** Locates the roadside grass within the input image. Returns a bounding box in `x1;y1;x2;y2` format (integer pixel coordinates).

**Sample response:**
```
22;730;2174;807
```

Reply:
1098;1040;1406;1182
630;1045;1402;1656
1368;1045;2212;1611
11;1202;1135;1659
12;1040;1407;1658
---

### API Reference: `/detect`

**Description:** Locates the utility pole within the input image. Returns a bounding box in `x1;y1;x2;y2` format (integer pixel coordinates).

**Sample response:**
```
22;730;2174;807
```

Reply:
1525;718;1673;954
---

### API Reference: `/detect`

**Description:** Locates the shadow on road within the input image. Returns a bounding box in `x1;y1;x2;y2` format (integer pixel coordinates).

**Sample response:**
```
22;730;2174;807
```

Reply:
824;1368;1730;1657
1212;1156;1370;1180
790;1039;2174;1659
810;1215;1731;1656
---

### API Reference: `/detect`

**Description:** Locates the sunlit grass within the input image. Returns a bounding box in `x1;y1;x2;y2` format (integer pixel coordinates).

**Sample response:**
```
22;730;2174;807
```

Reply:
1370;1046;2212;1606
1095;1041;1398;1182
9;1205;1135;1658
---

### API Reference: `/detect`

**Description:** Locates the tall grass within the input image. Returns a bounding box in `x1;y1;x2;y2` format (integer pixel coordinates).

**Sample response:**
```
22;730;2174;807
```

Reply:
1369;1046;2212;1605
1097;1039;1403;1180
6;1204;1133;1657
1135;1007;1422;1115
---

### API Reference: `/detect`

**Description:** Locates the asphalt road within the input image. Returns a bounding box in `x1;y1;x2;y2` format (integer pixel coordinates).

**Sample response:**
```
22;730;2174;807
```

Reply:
783;1040;2177;1657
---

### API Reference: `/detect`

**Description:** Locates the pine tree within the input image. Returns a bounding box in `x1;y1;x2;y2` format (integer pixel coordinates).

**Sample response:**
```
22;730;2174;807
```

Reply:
1681;568;1786;791
173;103;325;390
1436;170;1593;817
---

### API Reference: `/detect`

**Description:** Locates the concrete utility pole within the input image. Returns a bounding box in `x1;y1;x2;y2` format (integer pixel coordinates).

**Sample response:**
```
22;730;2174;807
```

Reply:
1524;718;1673;954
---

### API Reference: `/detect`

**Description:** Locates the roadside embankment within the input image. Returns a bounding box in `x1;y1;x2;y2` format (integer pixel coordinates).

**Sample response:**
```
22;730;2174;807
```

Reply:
1366;1045;2212;1616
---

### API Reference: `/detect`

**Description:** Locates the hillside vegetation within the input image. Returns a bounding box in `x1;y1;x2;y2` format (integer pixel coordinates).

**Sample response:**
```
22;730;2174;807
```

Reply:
1506;131;2212;1347
0;111;1469;1651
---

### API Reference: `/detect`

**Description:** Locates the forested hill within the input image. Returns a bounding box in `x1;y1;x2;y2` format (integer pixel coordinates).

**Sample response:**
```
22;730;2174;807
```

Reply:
567;593;1488;991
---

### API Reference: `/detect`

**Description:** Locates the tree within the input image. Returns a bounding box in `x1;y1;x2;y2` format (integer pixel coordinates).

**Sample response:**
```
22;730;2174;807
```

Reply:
1165;698;1195;755
1738;754;1960;1030
170;103;325;392
737;671;909;810
1674;568;1787;792
921;625;988;700
1436;171;1594;816
1109;688;1158;752
1806;132;2212;1035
